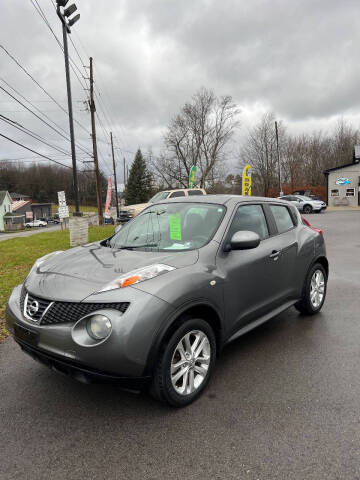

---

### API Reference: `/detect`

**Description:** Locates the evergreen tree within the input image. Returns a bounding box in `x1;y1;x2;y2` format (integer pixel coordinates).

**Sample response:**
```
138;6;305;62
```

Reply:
125;149;152;205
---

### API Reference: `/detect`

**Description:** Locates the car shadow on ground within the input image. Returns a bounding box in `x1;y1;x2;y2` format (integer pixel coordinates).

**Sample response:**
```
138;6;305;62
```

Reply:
9;305;326;418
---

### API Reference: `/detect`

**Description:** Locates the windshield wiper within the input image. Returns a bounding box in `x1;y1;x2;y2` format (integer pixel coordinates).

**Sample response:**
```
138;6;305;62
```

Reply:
118;243;159;250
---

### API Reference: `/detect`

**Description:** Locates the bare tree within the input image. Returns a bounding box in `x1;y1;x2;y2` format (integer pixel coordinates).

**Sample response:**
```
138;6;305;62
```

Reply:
152;88;240;188
241;112;285;196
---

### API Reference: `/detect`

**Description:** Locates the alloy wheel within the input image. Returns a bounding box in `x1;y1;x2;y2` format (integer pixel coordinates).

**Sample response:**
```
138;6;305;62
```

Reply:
170;330;211;395
310;269;325;308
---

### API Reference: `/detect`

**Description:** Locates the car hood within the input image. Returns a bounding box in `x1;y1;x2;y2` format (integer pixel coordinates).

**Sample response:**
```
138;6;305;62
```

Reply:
122;203;149;213
25;243;198;302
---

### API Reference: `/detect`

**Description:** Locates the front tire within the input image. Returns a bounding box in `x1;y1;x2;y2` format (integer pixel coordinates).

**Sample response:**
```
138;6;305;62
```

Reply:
151;318;216;407
303;204;313;214
295;263;327;315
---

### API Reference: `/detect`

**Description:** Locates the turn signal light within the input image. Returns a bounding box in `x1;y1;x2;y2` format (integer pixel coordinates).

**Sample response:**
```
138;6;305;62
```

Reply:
121;275;141;288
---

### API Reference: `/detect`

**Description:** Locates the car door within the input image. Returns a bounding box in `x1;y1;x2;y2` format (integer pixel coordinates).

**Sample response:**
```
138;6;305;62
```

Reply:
217;203;287;335
266;203;299;299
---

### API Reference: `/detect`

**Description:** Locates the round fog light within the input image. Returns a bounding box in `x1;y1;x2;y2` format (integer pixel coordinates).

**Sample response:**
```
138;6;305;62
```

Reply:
86;314;112;340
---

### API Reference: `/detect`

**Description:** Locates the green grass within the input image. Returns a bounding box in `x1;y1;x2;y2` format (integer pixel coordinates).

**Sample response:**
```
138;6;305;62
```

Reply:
51;204;98;215
0;225;115;343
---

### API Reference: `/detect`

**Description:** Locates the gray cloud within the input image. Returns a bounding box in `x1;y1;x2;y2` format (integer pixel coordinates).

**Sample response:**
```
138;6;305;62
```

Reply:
1;0;360;180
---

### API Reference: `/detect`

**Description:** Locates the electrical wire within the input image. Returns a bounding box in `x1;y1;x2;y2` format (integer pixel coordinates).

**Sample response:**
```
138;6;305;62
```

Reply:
0;44;91;136
0;132;72;168
0;82;92;157
30;0;89;94
0;114;73;157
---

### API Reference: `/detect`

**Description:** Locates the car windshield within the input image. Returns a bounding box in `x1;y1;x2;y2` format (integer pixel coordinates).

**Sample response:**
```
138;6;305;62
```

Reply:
149;191;170;203
298;195;313;201
109;202;226;251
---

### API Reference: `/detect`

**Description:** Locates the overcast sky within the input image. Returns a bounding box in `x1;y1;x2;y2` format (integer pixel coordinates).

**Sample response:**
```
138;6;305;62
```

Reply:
1;0;360;182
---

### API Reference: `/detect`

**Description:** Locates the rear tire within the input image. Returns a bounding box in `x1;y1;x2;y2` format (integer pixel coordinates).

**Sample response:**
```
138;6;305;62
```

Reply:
303;204;313;214
295;263;327;315
151;318;216;407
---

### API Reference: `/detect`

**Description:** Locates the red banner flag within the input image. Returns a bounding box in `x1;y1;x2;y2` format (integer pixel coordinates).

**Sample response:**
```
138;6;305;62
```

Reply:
105;176;112;218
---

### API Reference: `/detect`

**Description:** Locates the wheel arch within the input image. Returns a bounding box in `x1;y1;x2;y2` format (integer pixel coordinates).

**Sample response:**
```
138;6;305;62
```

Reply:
144;301;224;376
313;255;329;277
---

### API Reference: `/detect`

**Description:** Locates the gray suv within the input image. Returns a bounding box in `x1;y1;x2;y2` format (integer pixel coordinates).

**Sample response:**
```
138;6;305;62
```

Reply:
278;194;327;214
6;196;328;407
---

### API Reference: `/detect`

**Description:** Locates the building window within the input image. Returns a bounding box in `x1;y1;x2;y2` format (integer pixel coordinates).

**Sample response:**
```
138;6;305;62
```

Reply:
331;189;339;197
346;188;355;197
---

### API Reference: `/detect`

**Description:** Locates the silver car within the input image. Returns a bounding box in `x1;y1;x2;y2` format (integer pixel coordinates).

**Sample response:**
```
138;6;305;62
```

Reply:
6;196;328;407
278;194;327;214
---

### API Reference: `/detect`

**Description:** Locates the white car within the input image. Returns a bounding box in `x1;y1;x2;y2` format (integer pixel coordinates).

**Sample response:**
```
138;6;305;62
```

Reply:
278;195;327;214
119;188;206;222
25;220;47;228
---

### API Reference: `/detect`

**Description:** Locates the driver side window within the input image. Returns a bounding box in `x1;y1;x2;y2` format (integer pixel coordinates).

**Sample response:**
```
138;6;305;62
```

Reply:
227;204;269;241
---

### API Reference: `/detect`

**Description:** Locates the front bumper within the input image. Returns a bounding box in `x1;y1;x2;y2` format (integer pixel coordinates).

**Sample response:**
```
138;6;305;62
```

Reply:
6;284;174;382
15;336;150;390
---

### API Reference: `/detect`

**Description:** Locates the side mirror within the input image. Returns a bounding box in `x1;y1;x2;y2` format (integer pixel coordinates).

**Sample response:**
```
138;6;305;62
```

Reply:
227;230;261;251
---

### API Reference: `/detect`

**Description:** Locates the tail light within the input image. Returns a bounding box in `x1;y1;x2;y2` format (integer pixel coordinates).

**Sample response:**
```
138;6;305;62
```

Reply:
302;217;323;236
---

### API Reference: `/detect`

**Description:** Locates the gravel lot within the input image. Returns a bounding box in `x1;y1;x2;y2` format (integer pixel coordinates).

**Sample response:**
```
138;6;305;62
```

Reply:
1;210;359;480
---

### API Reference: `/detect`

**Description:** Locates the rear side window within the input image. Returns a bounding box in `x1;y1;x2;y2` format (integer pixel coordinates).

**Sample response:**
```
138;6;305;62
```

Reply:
228;204;269;241
188;190;204;196
270;205;295;233
169;191;185;198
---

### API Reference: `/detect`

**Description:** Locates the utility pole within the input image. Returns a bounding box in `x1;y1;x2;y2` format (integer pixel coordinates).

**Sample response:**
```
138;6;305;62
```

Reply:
110;132;120;218
89;57;103;225
56;0;81;215
275;121;283;196
123;157;126;188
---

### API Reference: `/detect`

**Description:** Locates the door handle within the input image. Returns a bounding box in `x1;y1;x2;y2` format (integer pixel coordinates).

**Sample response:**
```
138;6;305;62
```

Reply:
269;250;280;260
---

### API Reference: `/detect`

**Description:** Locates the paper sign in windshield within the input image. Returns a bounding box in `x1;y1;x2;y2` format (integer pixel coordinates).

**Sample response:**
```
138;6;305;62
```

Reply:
169;214;182;241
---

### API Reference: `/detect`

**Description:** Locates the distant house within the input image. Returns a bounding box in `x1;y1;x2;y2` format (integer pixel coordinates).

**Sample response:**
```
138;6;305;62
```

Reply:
12;199;32;217
0;191;13;231
31;203;52;220
10;192;31;202
0;191;25;231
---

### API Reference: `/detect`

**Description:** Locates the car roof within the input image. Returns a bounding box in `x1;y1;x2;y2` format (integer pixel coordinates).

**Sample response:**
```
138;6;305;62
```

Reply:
154;194;290;206
163;188;205;192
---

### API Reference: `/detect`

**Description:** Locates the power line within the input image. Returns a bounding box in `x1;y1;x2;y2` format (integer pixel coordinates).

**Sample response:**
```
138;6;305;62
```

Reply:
0;114;73;157
30;0;89;95
0;80;92;157
0;44;91;136
0;132;72;168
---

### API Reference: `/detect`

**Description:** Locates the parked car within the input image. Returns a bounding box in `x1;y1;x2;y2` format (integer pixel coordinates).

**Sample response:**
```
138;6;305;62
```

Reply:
118;188;206;223
278;194;327;214
6;195;328;407
47;217;60;224
104;216;115;225
24;219;47;228
292;190;323;201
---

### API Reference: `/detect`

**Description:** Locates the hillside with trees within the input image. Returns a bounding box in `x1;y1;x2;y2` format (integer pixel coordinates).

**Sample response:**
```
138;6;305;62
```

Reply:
0;162;107;205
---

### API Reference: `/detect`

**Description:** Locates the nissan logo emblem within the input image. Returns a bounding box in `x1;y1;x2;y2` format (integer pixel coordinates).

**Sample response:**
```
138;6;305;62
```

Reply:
27;300;39;317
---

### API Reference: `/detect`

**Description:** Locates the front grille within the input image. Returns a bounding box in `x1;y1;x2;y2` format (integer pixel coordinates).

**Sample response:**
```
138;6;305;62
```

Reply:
41;301;129;325
22;289;129;325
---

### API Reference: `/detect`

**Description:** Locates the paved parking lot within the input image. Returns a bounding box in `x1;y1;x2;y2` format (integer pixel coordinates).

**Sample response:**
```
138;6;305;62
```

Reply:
1;211;359;480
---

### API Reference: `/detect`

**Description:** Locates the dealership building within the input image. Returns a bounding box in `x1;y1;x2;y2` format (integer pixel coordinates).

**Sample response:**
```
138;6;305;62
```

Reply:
324;147;360;207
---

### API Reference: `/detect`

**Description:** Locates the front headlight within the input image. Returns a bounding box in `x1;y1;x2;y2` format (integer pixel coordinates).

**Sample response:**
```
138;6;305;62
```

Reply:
99;263;175;292
28;250;64;276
